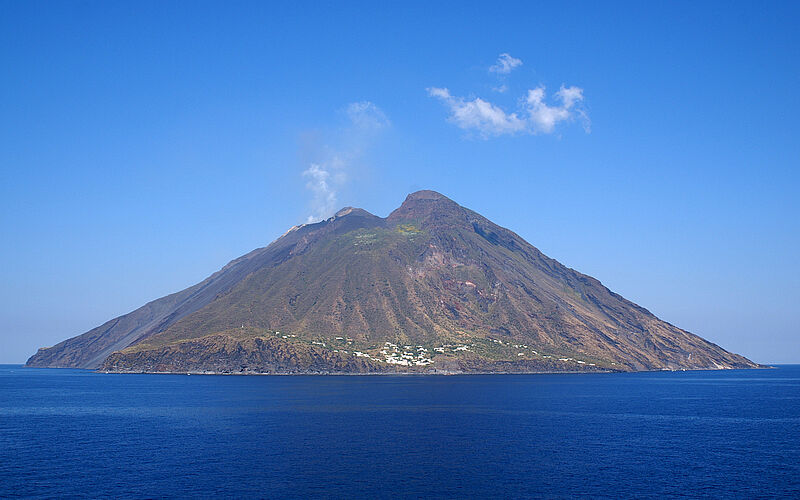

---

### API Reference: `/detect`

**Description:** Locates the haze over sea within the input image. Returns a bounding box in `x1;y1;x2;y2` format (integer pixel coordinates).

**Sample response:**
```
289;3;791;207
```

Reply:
1;365;798;498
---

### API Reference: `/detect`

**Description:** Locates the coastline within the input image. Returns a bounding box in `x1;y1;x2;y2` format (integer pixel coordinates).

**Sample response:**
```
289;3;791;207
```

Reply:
95;365;772;376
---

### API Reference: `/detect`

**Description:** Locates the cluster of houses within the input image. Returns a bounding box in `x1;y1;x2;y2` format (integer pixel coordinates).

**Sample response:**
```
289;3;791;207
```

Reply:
272;331;297;340
272;329;598;367
380;342;433;366
487;337;596;366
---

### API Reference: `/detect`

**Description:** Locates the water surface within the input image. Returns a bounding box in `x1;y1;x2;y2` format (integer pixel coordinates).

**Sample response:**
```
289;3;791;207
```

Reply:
1;365;798;498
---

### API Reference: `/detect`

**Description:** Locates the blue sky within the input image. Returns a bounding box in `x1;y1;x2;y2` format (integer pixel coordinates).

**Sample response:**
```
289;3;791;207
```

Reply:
1;1;798;364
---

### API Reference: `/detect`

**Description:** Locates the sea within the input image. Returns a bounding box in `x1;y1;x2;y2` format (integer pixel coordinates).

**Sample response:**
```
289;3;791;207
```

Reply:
1;365;798;499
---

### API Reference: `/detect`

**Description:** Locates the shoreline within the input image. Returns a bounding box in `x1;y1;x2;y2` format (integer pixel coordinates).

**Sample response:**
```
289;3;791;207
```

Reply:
18;363;774;376
93;365;772;376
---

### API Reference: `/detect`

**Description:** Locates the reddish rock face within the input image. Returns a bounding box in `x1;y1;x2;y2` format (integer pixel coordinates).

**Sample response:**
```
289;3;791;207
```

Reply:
30;190;760;374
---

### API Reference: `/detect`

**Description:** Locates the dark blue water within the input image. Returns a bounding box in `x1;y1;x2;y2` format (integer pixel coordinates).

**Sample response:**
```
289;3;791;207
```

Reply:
1;365;798;498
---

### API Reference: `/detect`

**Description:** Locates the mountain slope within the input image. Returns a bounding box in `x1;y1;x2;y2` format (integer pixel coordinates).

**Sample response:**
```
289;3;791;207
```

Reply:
28;190;759;373
25;221;326;368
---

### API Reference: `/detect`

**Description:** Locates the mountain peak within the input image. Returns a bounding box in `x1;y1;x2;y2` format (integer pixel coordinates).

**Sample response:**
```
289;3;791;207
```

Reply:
405;189;449;201
388;189;462;223
334;206;374;218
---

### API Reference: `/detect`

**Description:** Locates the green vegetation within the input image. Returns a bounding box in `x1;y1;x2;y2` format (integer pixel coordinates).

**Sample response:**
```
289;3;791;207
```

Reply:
396;223;421;235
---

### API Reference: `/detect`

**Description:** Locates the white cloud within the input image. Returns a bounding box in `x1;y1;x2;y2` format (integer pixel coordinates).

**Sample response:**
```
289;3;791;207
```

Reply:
489;53;522;75
346;101;390;131
555;85;591;133
555;85;583;108
301;101;389;222
432;55;589;137
302;163;337;223
493;84;508;93
526;86;580;133
427;87;526;137
429;84;587;137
